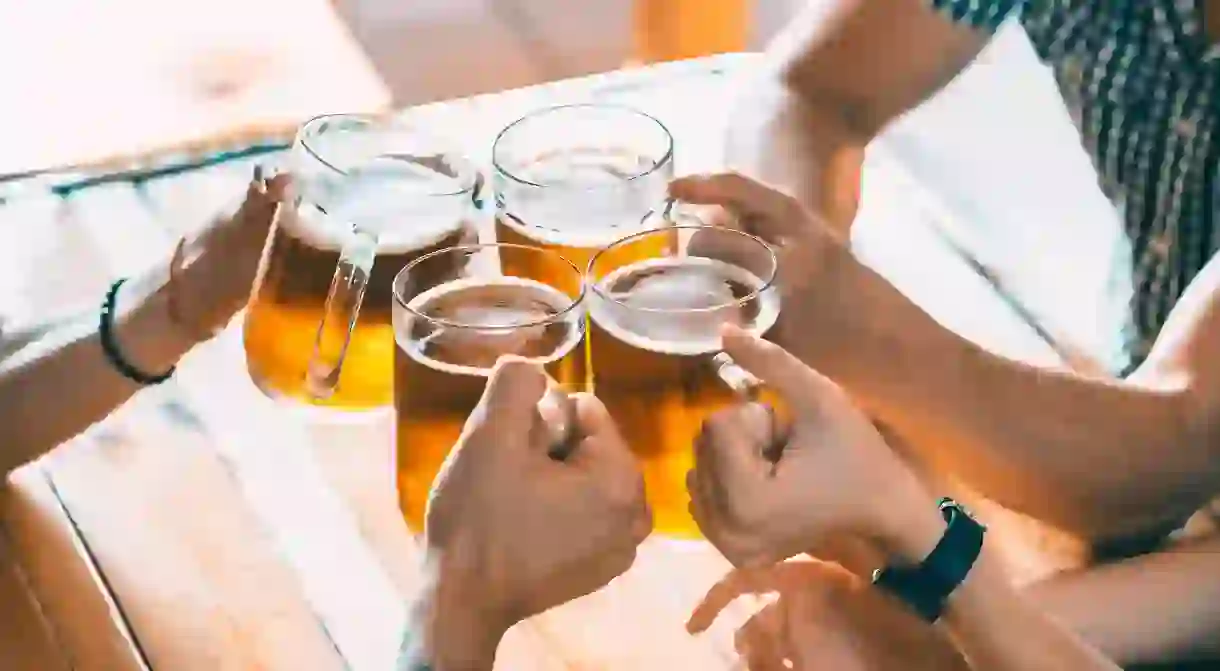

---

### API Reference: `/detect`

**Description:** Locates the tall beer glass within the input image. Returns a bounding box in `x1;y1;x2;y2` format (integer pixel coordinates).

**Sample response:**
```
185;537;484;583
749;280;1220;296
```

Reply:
587;225;780;538
492;104;675;287
394;243;588;530
244;115;479;409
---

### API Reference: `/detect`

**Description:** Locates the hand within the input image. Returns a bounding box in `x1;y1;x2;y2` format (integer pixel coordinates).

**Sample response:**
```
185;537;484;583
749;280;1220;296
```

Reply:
416;357;651;667
686;560;969;671
688;324;943;568
671;173;859;369
168;168;290;339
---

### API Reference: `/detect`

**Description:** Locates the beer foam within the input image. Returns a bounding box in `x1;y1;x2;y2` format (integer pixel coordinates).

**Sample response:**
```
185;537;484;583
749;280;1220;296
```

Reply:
518;149;653;185
589;257;780;357
397;276;583;377
282;203;468;255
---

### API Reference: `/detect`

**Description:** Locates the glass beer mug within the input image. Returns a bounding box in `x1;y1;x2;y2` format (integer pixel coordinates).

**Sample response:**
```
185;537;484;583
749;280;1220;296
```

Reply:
492;104;676;285
587;224;781;538
393;243;589;530
244;114;480;409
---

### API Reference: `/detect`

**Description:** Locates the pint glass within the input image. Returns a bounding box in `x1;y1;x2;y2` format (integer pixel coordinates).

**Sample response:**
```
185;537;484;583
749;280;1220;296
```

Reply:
587;225;780;537
394;244;588;530
492;104;675;290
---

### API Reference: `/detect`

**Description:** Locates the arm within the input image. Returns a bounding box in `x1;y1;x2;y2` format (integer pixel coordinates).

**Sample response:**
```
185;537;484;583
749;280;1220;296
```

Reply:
816;243;1220;541
876;499;1120;671
942;544;1122;670
0;263;198;473
1026;533;1220;666
397;560;508;671
0;174;279;473
722;1;1211;539
725;0;997;232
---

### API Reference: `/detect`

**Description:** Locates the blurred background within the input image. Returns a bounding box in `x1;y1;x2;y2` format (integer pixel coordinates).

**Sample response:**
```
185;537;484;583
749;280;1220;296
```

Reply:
0;0;797;176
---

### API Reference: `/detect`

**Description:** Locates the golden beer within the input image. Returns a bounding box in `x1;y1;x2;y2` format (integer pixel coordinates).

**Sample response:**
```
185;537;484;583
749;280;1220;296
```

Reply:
492;105;675;287
393;245;587;530
588;227;780;538
243;114;479;409
245;207;473;407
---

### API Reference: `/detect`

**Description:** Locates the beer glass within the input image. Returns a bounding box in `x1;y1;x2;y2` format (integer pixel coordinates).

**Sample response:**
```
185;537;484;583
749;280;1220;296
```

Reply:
587;225;780;538
244;114;480;409
492;104;675;287
394;243;588;530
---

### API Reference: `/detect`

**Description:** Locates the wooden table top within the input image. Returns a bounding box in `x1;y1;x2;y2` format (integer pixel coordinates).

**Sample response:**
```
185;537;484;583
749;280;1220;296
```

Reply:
0;55;1085;670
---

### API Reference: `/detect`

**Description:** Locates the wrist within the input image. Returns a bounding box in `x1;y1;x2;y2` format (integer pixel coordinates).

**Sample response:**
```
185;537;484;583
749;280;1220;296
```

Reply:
871;485;947;565
116;274;196;375
403;556;511;671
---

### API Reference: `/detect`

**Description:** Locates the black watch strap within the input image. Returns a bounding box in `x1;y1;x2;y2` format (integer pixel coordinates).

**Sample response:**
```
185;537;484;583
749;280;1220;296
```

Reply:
872;497;986;622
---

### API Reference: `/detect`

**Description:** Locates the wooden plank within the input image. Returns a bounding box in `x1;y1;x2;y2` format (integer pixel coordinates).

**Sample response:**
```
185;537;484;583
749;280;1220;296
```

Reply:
43;399;349;671
0;518;71;670
2;464;147;671
37;173;357;669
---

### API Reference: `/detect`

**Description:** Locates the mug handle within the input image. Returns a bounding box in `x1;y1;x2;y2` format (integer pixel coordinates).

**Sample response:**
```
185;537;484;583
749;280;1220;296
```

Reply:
303;226;378;400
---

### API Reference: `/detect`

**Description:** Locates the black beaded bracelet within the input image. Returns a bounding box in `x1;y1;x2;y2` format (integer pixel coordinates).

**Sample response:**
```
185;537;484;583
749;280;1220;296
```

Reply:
99;278;176;385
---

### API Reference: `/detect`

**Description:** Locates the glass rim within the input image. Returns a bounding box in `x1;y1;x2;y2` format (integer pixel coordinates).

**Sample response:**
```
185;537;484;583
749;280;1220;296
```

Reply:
491;103;675;190
588;225;779;315
298;113;479;199
392;242;587;330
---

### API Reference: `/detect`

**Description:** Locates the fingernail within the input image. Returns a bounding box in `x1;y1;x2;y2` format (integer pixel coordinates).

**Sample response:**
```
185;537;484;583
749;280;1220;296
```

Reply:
252;164;265;184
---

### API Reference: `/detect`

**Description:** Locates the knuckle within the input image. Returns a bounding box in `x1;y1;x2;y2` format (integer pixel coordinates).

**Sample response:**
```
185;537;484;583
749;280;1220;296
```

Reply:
701;408;741;439
719;171;754;193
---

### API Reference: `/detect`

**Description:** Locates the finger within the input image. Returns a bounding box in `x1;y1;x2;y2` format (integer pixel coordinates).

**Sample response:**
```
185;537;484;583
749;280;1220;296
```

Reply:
669;173;805;241
567;393;650;532
721;323;858;420
476;356;548;427
538;385;579;460
571;391;621;440
564;392;633;465
686;225;776;282
698;407;770;501
687;470;761;569
263;172;293;201
687;565;782;634
735;604;788;671
682;203;739;230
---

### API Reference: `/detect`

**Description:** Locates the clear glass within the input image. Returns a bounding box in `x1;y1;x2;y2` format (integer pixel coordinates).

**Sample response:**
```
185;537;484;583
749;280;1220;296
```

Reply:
587;225;780;538
243;114;480;410
492;104;675;283
393;243;588;531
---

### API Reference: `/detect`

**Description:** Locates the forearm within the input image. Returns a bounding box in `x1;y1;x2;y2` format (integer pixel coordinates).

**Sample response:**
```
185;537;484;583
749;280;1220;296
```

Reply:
817;253;1209;538
397;561;508;671
873;497;1118;670
727;0;995;233
1027;533;1220;666
724;71;867;234
0;264;196;471
940;546;1121;671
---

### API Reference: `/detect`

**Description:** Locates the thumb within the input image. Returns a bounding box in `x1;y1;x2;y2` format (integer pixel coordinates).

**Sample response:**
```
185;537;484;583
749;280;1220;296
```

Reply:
477;356;548;425
720;323;846;417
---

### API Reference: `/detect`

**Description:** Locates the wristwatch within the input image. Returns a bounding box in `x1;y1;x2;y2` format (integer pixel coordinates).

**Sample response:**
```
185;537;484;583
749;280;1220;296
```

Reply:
871;497;986;622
